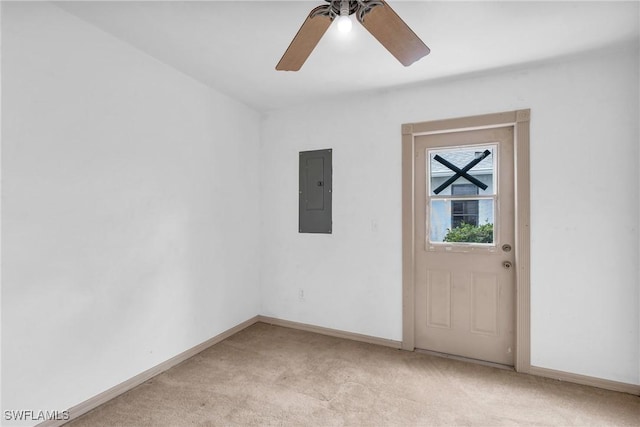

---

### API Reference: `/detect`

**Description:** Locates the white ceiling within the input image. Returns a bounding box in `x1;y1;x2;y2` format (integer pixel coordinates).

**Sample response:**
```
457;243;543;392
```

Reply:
55;1;639;112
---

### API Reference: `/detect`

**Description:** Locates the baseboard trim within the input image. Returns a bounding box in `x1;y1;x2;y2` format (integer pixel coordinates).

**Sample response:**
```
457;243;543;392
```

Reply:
529;366;640;396
39;315;260;427
256;315;402;349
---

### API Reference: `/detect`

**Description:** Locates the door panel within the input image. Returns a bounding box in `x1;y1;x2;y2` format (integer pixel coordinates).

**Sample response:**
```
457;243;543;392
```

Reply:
414;126;515;365
426;270;451;329
471;273;499;336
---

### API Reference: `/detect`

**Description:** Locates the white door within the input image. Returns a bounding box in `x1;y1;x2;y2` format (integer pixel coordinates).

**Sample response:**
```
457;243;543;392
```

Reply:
414;126;515;365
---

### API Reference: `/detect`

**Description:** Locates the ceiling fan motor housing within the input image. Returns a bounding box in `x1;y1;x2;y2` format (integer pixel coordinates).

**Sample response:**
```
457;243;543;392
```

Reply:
319;0;385;23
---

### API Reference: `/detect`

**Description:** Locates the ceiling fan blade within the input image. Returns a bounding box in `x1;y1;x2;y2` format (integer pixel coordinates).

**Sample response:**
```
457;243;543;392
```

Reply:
276;6;332;71
360;1;430;66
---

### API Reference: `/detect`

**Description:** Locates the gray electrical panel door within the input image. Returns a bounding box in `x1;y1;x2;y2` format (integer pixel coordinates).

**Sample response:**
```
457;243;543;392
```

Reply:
299;149;332;233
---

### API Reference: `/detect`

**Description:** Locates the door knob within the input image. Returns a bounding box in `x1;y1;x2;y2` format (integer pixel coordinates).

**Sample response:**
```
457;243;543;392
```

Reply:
502;244;512;252
502;261;512;269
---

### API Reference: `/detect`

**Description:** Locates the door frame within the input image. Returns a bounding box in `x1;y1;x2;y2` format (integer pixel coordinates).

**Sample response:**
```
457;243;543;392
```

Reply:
402;109;531;373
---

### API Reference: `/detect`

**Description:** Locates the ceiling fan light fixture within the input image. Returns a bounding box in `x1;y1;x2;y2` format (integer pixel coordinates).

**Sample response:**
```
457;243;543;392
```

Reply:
336;15;352;33
275;0;431;71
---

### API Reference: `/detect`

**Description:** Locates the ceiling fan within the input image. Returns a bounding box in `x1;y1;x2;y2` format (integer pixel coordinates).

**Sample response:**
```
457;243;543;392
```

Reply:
276;0;430;71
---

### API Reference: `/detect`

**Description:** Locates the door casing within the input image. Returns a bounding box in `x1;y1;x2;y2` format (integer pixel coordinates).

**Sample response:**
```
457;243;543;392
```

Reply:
402;109;531;373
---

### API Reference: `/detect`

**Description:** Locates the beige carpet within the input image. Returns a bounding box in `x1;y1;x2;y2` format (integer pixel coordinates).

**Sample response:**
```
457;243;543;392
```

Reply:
68;323;639;426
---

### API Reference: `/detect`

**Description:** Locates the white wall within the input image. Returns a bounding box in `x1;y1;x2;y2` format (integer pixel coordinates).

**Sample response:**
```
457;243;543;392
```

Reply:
1;2;261;423
260;44;640;385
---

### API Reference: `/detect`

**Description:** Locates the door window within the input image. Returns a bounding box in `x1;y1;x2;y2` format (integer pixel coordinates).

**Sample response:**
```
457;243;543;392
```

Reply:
427;145;497;247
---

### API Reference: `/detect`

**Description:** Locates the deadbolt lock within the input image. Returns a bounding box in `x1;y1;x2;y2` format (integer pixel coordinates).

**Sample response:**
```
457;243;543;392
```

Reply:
502;244;512;252
502;261;512;269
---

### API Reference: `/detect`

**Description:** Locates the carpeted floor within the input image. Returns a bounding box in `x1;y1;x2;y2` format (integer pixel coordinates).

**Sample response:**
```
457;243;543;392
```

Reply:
68;322;640;426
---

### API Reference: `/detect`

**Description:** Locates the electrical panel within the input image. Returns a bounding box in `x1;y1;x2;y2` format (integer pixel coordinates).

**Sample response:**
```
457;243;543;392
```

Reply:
299;149;332;233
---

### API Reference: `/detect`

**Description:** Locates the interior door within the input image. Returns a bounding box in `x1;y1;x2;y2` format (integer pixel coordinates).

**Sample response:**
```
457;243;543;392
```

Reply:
414;126;515;365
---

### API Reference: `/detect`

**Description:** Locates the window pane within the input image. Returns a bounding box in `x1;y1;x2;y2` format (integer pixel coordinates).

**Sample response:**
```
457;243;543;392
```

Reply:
429;199;495;244
429;146;495;196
